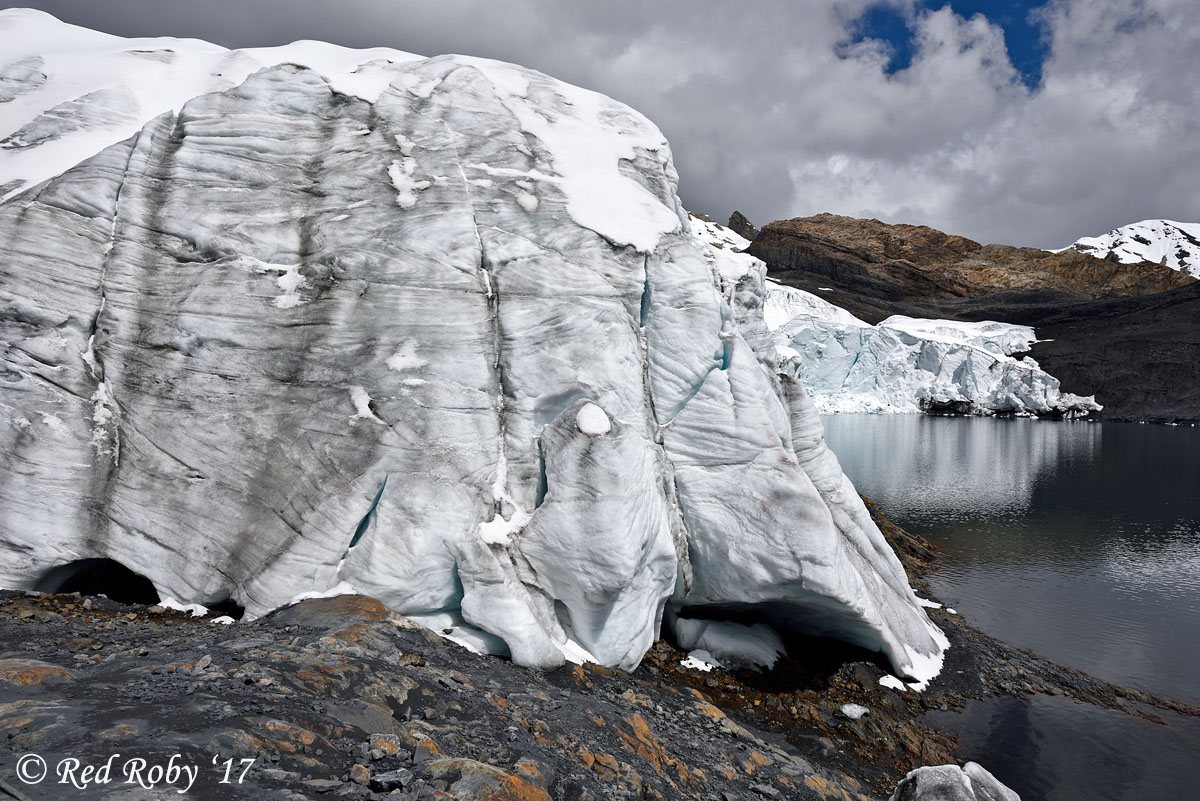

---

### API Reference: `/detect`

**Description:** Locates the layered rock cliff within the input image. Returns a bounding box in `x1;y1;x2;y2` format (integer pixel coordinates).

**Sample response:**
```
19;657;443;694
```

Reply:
750;213;1194;318
0;11;946;681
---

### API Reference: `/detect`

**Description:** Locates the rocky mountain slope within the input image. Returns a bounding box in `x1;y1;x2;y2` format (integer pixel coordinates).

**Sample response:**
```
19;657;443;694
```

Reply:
0;9;948;688
750;214;1194;308
1061;219;1200;279
746;214;1200;423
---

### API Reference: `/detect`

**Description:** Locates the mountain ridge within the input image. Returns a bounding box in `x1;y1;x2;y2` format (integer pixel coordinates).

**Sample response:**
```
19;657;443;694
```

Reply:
749;213;1195;307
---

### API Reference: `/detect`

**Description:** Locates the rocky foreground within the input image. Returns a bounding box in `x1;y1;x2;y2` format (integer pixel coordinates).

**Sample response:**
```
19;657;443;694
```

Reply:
2;504;1193;801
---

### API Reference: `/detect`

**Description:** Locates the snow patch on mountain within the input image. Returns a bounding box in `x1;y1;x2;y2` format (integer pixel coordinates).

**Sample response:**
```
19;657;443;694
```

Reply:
1059;219;1200;278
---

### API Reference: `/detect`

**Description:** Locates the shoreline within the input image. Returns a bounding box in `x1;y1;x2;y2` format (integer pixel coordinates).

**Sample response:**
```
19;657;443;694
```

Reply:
0;501;1194;800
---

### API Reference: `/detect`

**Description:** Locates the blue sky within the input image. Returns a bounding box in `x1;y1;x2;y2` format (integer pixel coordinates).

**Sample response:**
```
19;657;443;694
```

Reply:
849;1;1050;86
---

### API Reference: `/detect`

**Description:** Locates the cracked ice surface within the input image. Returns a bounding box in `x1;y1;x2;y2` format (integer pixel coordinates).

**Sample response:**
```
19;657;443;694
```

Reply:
0;12;946;681
692;216;1099;418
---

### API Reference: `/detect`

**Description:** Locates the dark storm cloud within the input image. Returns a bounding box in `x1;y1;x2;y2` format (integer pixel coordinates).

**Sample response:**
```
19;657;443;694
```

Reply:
3;0;1197;247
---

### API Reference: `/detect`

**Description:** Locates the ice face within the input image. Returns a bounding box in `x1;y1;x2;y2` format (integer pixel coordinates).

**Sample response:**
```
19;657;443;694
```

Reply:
691;216;1097;419
0;16;947;682
767;283;1101;417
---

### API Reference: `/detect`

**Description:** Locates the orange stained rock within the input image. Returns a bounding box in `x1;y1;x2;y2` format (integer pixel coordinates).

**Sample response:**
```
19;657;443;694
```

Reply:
410;730;442;756
208;729;265;756
324;622;374;644
804;774;864;801
349;763;370;785
294;594;392;621
693;700;727;721
426;758;554;801
369;733;404;755
523;718;552;746
742;751;773;774
258;719;322;751
295;658;358;690
571;664;589;686
0;658;76;686
576;750;621;781
617;715;707;793
512;758;549;790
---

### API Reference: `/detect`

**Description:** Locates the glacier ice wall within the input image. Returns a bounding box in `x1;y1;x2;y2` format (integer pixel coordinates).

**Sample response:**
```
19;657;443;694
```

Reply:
692;216;1100;418
773;299;1101;417
0;24;946;679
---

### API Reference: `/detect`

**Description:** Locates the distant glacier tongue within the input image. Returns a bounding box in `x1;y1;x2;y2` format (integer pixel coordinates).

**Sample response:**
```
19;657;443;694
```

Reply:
0;40;945;680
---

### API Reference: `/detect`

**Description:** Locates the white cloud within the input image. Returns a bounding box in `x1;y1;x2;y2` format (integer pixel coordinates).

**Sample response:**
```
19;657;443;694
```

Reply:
15;0;1200;246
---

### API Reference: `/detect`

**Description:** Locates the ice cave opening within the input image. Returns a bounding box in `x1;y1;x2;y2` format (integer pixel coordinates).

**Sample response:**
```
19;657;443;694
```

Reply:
205;592;247;621
671;604;896;690
33;558;161;606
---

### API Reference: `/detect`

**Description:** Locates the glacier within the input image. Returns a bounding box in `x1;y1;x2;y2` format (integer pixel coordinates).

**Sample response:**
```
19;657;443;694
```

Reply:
692;217;1100;417
0;9;947;681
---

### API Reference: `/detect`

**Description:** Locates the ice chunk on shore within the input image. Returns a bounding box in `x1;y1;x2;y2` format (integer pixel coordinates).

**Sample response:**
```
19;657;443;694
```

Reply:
673;618;785;672
890;762;1021;801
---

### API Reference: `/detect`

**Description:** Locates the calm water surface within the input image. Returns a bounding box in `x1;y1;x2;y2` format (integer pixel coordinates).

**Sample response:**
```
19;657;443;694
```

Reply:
821;414;1200;801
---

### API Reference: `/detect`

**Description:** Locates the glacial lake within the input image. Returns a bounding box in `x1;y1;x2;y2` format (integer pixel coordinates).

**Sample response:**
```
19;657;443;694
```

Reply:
821;414;1200;801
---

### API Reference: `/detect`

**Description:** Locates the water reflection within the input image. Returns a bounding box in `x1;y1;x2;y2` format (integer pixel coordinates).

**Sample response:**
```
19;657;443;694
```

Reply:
821;415;1200;703
820;415;1102;519
925;696;1200;801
